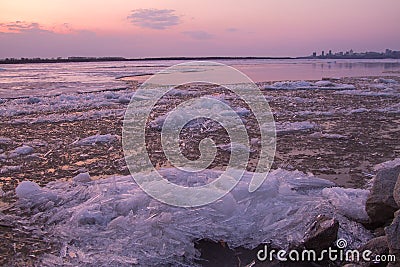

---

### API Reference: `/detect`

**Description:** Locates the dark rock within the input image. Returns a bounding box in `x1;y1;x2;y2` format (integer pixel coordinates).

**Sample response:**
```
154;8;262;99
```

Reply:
385;212;400;267
366;165;400;227
303;215;339;252
393;173;400;207
194;239;264;267
194;239;319;267
373;227;386;238
357;236;389;267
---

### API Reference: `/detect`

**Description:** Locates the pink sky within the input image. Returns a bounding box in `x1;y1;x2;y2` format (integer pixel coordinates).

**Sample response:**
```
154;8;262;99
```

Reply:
0;0;399;58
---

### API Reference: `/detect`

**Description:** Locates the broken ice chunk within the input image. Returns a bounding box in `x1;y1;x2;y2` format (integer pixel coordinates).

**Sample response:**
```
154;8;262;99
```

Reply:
74;134;118;146
72;172;92;183
15;181;42;199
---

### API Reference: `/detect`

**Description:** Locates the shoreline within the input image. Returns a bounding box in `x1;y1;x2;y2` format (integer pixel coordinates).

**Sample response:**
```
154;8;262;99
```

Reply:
1;75;399;190
0;74;399;266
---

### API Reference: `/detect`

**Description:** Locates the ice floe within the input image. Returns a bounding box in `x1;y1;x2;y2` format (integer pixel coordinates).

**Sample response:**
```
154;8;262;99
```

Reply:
0;145;34;159
336;89;400;97
374;78;398;84
274;121;318;135
309;132;348;139
0;137;12;145
15;181;42;199
0;165;21;174
14;168;372;266
0;90;134;118
73;134;119;146
72;172;92;183
264;80;355;90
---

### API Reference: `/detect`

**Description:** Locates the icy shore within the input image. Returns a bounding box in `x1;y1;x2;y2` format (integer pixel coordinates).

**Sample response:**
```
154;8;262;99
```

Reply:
1;75;399;265
14;168;371;266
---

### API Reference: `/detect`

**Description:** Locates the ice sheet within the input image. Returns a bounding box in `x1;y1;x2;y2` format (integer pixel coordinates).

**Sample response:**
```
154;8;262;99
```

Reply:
15;168;372;266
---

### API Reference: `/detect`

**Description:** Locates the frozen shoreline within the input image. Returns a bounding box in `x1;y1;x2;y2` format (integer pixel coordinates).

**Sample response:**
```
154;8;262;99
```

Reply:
13;168;372;266
1;75;400;266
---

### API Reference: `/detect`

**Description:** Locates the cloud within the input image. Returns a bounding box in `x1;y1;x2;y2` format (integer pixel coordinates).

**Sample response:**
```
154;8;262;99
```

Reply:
127;9;180;30
0;21;44;33
182;31;213;40
226;28;238;32
0;21;78;35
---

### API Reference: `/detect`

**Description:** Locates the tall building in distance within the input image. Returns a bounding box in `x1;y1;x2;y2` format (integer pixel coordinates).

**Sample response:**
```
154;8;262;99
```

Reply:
307;49;400;59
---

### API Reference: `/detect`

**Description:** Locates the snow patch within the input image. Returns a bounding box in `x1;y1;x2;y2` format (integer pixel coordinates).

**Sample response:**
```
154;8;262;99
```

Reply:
274;121;318;135
73;134;118;146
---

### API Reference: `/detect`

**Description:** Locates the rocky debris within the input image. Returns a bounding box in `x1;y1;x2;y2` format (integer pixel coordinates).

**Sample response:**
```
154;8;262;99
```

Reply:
385;212;400;267
356;236;389;267
72;172;91;183
73;134;118;146
303;215;339;252
366;165;400;226
0;187;4;197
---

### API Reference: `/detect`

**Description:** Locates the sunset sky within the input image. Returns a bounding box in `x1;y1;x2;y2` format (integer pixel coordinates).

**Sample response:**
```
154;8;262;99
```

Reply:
0;0;399;58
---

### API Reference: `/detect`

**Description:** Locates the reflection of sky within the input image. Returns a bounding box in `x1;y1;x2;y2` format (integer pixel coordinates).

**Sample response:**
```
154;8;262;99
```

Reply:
1;59;400;98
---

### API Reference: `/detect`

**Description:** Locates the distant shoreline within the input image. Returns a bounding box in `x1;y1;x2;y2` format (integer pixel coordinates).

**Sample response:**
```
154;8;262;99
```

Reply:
1;54;399;65
0;56;294;65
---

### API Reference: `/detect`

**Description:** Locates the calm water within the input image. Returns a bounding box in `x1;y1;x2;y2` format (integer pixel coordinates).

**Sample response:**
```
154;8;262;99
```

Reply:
1;59;400;98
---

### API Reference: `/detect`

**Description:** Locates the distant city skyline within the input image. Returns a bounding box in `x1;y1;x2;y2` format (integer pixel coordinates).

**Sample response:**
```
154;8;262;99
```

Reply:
1;0;400;58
